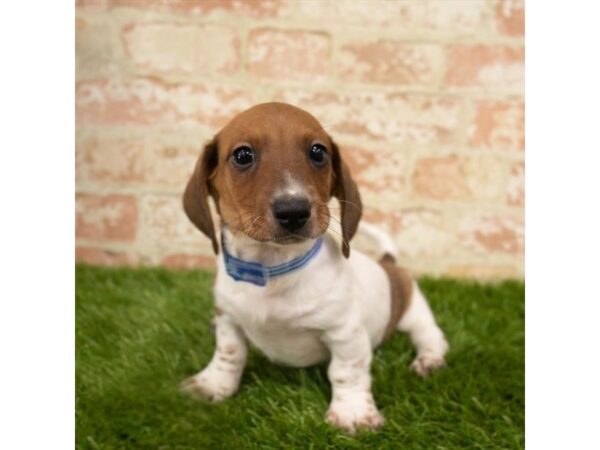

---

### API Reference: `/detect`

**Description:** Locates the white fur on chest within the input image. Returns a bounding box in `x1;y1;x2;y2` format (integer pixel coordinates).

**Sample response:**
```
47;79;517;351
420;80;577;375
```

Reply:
213;235;391;367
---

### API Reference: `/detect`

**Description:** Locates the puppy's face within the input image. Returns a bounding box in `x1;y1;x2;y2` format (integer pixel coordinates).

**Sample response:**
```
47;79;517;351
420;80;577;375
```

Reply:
212;104;335;244
184;102;362;257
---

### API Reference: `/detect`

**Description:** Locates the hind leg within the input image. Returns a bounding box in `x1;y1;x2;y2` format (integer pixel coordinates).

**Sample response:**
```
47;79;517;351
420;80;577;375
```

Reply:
398;282;449;377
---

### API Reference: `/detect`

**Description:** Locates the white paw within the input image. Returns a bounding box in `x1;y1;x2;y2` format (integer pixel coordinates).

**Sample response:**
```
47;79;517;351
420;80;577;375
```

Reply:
326;394;384;433
411;334;448;377
180;367;240;402
410;354;446;377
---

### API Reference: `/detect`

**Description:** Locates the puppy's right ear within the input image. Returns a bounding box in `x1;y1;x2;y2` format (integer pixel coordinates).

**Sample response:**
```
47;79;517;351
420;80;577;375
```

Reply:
183;139;219;254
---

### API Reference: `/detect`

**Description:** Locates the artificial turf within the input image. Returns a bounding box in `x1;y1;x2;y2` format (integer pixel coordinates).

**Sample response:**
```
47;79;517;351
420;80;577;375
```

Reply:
76;265;524;450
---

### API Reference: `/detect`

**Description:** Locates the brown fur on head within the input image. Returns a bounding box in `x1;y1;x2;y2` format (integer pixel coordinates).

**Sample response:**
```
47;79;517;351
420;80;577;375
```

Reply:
183;102;362;257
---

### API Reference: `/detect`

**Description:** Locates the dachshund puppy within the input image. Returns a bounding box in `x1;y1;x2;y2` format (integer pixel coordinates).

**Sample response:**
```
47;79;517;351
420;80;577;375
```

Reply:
181;102;448;433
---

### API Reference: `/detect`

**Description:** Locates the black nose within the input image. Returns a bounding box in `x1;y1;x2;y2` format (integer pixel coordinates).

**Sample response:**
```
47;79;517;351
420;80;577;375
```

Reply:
272;197;311;232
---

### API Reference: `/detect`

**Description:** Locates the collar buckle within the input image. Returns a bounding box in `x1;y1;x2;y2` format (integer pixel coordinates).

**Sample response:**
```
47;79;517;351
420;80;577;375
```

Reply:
223;252;269;287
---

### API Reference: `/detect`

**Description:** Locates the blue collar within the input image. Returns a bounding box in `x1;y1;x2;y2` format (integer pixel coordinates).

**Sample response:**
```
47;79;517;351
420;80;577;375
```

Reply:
222;235;324;287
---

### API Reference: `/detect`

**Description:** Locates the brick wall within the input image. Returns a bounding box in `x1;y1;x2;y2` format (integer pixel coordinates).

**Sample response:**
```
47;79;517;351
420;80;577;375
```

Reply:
75;0;525;280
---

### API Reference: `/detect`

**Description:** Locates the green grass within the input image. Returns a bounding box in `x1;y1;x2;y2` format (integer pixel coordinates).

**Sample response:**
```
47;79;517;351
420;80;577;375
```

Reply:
76;265;524;450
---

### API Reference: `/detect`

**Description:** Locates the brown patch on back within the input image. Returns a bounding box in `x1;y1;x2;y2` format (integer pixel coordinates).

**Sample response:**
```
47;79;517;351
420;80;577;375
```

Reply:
379;254;413;341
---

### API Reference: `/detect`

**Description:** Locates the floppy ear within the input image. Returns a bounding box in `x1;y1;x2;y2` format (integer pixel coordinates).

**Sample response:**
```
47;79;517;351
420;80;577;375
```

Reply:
183;139;219;254
330;140;362;258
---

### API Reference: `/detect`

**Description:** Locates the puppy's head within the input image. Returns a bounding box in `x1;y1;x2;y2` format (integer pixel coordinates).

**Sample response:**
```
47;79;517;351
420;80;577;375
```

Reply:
183;102;361;257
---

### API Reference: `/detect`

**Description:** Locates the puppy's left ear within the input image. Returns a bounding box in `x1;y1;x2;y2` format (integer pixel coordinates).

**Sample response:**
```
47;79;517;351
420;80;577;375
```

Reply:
330;140;362;258
183;138;219;254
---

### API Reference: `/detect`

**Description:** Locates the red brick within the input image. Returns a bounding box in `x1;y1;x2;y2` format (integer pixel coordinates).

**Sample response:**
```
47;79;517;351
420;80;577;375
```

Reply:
76;247;138;266
76;78;252;128
413;155;466;201
162;254;215;270
445;45;524;90
469;100;524;150
507;161;524;206
248;29;331;81
109;0;283;17
460;215;524;254
276;90;462;145
122;23;240;75
76;134;201;188
76;194;138;241
496;0;524;36
341;143;406;195
411;155;505;201
338;41;443;86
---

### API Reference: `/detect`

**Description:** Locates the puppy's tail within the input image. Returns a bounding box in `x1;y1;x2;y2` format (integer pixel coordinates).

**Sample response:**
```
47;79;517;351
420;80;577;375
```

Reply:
358;222;397;263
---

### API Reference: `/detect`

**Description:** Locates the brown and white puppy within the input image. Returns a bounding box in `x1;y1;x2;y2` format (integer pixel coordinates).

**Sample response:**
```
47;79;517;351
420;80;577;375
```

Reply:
181;102;448;433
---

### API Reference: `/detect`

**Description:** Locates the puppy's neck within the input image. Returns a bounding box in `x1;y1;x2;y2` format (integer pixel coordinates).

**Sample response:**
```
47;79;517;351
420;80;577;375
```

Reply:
221;226;317;267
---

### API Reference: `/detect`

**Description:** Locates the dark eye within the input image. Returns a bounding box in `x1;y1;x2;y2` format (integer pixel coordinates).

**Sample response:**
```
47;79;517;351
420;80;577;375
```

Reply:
308;143;328;166
231;146;255;169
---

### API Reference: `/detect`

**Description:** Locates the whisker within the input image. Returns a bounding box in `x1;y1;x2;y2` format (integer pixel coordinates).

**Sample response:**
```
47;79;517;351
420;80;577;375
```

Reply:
316;204;353;235
241;215;266;237
325;226;350;250
335;199;362;212
316;201;359;213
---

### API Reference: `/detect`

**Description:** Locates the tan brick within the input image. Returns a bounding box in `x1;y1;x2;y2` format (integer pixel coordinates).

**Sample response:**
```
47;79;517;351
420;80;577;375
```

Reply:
422;0;490;34
469;100;524;151
77;0;106;10
359;208;456;259
460;215;524;255
248;29;331;81
76;247;138;266
109;0;283;17
293;0;487;34
140;195;214;251
76;194;138;241
496;0;524;36
162;253;215;270
76;134;202;188
445;45;524;90
122;23;240;75
411;154;505;202
76;78;253;128
76;16;122;79
338;41;443;86
276;90;462;145
394;208;457;259
445;264;522;280
507;161;524;206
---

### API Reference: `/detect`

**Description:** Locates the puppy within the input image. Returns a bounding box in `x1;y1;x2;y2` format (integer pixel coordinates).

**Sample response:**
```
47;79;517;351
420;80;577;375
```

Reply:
181;102;448;433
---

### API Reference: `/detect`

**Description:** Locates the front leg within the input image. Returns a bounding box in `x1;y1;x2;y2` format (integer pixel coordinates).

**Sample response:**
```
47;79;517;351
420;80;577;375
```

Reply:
322;322;384;433
181;309;247;402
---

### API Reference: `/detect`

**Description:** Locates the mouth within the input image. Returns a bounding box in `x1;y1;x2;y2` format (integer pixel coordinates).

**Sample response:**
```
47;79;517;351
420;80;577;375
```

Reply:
268;233;311;245
241;226;323;246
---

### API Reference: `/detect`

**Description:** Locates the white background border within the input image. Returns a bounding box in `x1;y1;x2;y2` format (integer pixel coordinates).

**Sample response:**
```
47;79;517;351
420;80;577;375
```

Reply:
1;1;600;449
527;1;600;449
0;2;74;449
